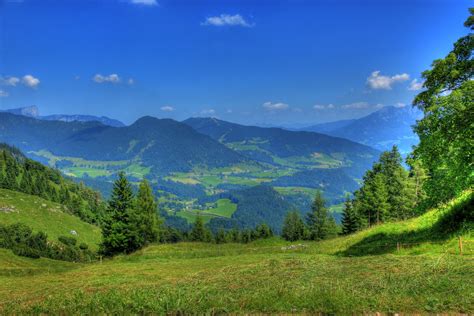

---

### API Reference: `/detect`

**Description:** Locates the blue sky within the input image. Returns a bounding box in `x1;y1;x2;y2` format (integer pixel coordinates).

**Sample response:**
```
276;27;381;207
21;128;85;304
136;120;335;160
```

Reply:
0;0;471;126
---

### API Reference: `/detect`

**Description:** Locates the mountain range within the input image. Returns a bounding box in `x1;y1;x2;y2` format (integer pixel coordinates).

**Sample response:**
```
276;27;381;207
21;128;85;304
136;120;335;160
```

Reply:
1;105;125;127
0;105;420;228
300;105;422;154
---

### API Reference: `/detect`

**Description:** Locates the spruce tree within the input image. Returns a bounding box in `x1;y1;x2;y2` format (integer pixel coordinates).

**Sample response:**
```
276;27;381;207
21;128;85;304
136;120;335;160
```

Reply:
136;179;160;244
190;214;211;242
341;197;359;235
282;210;305;241
100;172;142;256
306;191;337;240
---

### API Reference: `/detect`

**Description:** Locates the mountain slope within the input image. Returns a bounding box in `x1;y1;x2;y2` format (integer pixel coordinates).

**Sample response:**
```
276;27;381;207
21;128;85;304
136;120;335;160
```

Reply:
0;113;247;175
0;189;102;249
301;119;356;134
300;106;422;154
41;114;125;127
1;106;125;127
184;117;379;178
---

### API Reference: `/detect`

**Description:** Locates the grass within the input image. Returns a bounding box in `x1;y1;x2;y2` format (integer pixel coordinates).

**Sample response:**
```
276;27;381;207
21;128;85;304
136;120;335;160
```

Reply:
176;198;238;223
0;190;472;313
0;189;102;250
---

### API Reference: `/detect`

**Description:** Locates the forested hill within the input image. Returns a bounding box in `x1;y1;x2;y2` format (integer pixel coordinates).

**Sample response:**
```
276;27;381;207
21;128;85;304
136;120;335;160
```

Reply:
0;143;104;223
184;117;379;177
0;113;247;174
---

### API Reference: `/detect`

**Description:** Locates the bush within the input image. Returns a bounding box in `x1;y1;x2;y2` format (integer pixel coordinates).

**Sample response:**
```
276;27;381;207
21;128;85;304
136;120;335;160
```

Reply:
58;235;77;247
12;246;40;259
79;243;89;250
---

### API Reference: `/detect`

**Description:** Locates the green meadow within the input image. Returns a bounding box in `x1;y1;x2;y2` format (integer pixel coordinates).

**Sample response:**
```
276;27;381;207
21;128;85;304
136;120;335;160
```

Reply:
0;190;472;314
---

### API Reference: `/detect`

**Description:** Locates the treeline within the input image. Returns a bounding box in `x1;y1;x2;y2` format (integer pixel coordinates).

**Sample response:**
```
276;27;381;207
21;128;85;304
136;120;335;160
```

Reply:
281;191;338;241
339;146;426;234
101;173;274;256
0;143;105;224
0;223;94;262
341;9;473;235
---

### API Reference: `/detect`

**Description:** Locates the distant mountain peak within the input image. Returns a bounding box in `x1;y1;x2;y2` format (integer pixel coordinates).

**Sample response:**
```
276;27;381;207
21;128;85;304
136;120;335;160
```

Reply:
2;106;125;127
3;105;39;118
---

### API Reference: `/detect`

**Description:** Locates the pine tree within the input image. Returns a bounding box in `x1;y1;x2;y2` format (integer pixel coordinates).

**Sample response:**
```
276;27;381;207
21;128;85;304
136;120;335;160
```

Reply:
379;146;412;220
282;210;305;241
255;223;273;238
136;179;160;244
215;228;226;244
190;214;212;242
100;172;142;256
341;197;359;235
306;191;337;240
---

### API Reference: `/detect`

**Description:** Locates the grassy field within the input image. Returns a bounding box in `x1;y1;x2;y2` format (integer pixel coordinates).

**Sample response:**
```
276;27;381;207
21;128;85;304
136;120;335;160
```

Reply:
176;198;238;223
0;189;102;249
0;190;472;314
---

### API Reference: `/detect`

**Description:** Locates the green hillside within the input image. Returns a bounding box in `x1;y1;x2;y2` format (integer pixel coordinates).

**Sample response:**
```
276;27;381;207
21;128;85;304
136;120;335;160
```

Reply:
0;190;472;314
0;189;101;249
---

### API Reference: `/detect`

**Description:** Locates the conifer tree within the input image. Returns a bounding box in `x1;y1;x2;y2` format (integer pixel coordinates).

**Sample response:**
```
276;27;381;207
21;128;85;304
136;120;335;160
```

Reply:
101;172;142;256
136;179;160;244
215;228;226;244
190;214;212;242
306;191;337;240
282;210;305;241
341;197;359;235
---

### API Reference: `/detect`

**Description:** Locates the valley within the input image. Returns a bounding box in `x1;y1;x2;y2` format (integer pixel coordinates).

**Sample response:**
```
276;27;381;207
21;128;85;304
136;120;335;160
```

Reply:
0;111;379;228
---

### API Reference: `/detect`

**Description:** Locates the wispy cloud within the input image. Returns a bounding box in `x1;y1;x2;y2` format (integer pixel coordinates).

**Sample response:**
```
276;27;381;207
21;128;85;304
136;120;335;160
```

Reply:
313;104;335;110
130;0;157;6
342;102;371;109
93;74;121;84
408;79;424;91
1;75;40;88
263;101;289;111
160;106;174;112
0;90;9;97
394;102;407;108
202;14;254;27
367;71;410;90
0;76;20;86
201;109;216;116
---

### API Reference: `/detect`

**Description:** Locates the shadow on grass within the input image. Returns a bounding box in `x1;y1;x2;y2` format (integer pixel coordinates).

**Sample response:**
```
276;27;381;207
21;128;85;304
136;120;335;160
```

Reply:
340;191;473;256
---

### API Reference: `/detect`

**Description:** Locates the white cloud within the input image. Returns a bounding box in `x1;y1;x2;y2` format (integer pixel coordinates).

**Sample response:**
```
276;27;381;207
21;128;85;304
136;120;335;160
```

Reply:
93;74;121;84
263;101;289;111
22;75;40;88
201;109;216;115
160;106;174;112
395;102;407;108
342;101;370;109
367;70;410;90
313;104;334;110
408;79;424;91
0;90;9;97
130;0;157;6
1;76;20;86
127;78;134;85
202;14;253;27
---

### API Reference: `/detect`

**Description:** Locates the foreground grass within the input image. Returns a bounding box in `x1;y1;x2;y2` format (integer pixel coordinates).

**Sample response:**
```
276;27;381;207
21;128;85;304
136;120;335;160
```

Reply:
0;190;472;314
0;240;473;314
